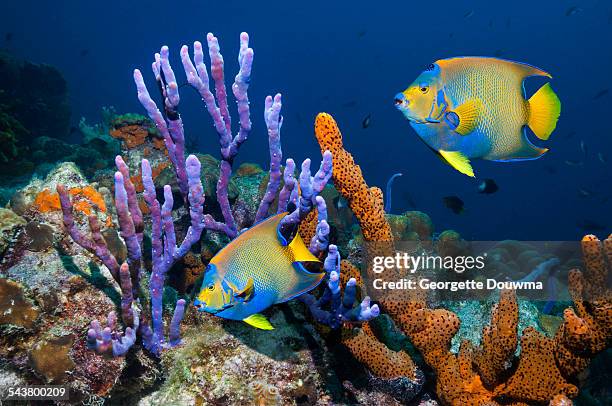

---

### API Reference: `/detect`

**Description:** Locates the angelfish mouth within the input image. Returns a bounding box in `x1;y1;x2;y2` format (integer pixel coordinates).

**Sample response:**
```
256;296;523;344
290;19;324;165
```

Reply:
393;92;409;110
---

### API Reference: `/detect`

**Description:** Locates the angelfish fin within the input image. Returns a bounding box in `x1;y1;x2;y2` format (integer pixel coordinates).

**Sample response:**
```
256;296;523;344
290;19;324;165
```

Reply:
451;99;481;135
243;313;274;330
288;232;321;263
439;150;475;177
527;83;561;140
234;278;254;302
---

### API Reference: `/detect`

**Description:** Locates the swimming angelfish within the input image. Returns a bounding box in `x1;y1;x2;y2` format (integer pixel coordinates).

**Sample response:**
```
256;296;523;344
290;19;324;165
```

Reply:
193;213;324;329
394;57;561;177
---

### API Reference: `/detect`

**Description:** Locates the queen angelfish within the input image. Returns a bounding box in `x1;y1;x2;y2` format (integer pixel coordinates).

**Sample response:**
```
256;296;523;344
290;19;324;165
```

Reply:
394;57;561;177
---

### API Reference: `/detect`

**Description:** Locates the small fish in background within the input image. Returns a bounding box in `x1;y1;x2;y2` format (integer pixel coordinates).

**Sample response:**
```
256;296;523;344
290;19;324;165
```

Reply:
464;10;475;19
506;17;512;28
5;32;12;42
493;49;505;57
443;196;465;214
578;188;593;198
564;130;576;139
449;32;455;39
564;159;583;167
357;29;367;38
566;6;583;17
592;88;609;100
577;219;606;232
80;49;89;57
343;100;357;108
477;179;499;194
362;113;371;129
69;125;79;135
598;152;607;164
580;140;587;156
394;57;561;177
488;19;494;29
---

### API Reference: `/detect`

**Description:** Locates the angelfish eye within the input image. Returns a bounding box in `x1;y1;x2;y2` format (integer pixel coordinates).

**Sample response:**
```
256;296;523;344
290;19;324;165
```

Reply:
420;85;429;94
207;284;214;291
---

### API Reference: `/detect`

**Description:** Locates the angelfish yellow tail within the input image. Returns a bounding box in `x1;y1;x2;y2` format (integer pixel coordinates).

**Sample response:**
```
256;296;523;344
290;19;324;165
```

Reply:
527;83;561;140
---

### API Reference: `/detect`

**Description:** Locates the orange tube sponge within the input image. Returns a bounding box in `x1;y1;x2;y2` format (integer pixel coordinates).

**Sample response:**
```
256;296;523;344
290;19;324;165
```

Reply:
314;113;392;243
313;112;425;315
473;290;518;387
341;325;418;379
494;327;578;402
554;234;611;377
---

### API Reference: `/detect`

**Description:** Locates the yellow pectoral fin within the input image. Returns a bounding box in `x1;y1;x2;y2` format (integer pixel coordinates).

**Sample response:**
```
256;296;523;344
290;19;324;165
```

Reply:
243;314;274;330
527;83;561;140
439;150;475;177
235;278;255;301
452;99;481;135
288;232;321;263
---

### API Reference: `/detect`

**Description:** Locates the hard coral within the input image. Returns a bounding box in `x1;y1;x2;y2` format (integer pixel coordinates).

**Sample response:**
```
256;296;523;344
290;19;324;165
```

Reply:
29;335;76;383
0;278;40;329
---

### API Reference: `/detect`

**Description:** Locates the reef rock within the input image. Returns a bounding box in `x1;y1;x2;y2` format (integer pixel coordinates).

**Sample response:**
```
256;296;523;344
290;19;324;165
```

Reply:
0;161;127;402
0;50;71;138
138;304;341;406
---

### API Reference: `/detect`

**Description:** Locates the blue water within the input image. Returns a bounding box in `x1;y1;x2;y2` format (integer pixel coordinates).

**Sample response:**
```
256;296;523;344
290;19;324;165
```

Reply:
2;0;610;241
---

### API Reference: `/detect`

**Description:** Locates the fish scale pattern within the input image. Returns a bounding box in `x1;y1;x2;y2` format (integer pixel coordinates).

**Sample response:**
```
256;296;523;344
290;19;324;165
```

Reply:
438;57;535;159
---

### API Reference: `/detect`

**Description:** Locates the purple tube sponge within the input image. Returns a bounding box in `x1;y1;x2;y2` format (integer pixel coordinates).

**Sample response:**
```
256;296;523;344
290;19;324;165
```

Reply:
141;155;204;355
87;263;139;356
87;309;139;358
255;93;283;222
58;195;120;281
57;158;143;289
277;159;297;213
133;66;189;201
179;32;254;238
278;151;333;239
113;166;143;294
309;196;330;256
299;245;379;329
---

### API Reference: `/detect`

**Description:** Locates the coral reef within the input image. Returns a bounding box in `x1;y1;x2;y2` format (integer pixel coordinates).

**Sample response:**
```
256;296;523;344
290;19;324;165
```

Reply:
312;112;611;405
1;31;610;406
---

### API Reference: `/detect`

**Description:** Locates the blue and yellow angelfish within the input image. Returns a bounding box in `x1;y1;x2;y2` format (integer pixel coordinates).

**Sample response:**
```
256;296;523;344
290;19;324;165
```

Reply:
193;213;324;330
394;57;561;177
